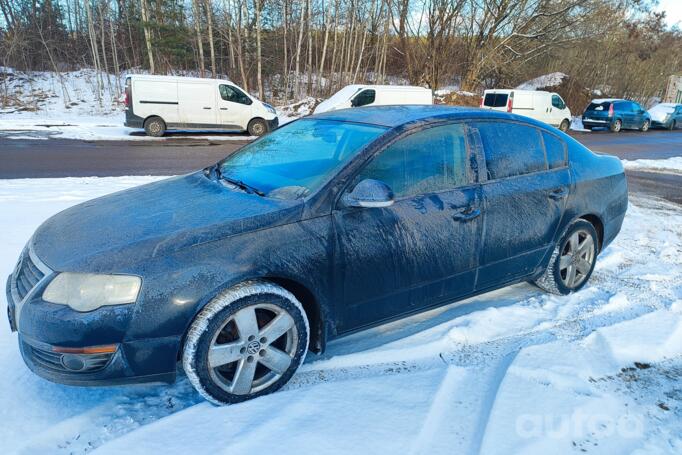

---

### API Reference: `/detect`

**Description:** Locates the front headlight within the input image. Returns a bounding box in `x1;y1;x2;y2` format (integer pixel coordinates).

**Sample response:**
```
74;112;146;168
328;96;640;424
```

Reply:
264;103;276;114
43;273;142;312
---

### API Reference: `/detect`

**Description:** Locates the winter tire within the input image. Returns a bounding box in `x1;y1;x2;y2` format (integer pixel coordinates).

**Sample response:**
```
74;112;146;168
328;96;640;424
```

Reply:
247;118;268;136
534;220;598;295
640;120;650;132
559;119;570;133
182;281;309;405
610;119;622;133
144;117;166;137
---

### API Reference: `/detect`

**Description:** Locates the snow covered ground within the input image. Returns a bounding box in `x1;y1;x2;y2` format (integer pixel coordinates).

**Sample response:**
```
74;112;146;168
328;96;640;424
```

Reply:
622;157;682;174
0;177;681;454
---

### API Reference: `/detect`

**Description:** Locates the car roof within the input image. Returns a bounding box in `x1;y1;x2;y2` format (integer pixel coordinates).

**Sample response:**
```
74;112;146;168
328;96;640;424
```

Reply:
125;74;232;84
309;105;547;129
591;98;625;104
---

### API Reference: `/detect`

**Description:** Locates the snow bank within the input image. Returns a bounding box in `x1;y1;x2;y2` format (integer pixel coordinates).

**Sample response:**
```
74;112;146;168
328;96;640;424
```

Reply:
622;157;682;174
516;72;567;90
0;177;680;454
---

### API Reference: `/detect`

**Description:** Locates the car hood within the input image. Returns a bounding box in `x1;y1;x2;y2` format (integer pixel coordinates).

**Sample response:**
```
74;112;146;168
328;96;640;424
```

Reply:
32;172;302;272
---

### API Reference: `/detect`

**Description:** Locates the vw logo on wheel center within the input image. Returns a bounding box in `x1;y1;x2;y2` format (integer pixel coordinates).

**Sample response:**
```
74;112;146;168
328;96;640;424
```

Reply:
246;340;261;355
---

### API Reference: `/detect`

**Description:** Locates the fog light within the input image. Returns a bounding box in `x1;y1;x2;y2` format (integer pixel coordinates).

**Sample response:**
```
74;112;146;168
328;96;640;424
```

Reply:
61;354;86;371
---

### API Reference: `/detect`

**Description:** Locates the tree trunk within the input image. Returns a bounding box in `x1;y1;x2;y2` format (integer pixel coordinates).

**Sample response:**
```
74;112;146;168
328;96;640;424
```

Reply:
192;0;206;77
205;0;217;78
139;0;155;73
254;0;264;99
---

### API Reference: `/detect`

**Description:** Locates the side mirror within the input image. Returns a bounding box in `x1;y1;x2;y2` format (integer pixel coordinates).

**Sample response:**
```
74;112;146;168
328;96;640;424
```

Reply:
342;179;394;208
350;96;359;107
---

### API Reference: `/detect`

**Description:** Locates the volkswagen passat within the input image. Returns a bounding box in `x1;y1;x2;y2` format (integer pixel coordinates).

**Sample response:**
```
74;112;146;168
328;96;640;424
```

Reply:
7;106;627;404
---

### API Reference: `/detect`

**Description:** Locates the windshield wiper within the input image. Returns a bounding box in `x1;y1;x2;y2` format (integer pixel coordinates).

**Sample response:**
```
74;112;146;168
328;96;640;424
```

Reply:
215;166;265;197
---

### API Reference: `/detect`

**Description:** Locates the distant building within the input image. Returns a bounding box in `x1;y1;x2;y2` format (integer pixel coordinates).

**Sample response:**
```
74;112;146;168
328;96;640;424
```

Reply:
664;75;682;103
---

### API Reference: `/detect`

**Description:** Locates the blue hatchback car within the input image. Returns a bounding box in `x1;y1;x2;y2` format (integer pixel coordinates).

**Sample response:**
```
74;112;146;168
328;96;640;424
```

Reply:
7;106;627;404
582;98;651;132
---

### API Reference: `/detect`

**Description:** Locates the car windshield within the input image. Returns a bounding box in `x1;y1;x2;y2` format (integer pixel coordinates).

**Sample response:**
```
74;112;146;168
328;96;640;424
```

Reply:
218;119;387;199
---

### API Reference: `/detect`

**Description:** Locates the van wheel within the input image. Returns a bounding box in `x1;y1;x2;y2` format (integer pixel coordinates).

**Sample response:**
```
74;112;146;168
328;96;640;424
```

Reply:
559;119;570;132
640;120;650;132
144;117;166;137
182;281;309;405
247;118;268;136
610;119;622;133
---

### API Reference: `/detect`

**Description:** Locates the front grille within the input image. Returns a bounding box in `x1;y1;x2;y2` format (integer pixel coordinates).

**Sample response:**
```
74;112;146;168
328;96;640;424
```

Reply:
13;249;45;301
27;342;114;374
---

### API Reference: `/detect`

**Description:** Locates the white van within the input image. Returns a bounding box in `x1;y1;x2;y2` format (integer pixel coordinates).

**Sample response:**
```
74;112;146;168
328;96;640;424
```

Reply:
124;75;278;137
313;85;432;114
480;89;571;132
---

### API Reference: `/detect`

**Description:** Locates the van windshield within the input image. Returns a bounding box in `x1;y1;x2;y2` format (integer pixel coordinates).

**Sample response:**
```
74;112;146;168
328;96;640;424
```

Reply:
218;119;387;199
483;93;509;108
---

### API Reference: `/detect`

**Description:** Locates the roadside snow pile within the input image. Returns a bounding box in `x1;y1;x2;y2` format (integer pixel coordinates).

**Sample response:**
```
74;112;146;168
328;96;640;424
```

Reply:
622;157;682;174
275;96;320;123
0;177;681;454
517;72;568;90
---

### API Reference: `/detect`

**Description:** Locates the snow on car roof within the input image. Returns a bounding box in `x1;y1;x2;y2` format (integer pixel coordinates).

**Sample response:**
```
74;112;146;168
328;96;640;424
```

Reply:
591;98;622;103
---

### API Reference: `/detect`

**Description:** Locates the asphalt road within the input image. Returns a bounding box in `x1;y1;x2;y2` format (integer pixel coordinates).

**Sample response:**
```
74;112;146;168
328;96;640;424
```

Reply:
1;128;681;203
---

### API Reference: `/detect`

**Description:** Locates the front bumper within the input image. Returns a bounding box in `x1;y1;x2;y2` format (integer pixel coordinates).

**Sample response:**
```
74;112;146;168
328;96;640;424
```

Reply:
650;120;669;128
6;252;180;386
266;117;279;132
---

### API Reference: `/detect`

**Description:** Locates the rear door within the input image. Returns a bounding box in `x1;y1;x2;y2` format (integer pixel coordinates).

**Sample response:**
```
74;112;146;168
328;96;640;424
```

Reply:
178;82;216;126
482;91;510;112
472;121;571;290
334;122;483;332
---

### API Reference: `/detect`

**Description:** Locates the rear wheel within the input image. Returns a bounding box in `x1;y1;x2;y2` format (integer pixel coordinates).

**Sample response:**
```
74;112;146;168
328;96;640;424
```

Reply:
182;281;309;405
559;119;570;133
640;120;650;132
247;118;268;136
144;116;166;137
535;220;598;295
610;119;622;133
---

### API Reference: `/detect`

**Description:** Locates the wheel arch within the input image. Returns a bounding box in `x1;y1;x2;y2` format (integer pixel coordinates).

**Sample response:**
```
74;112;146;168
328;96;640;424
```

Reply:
178;275;327;361
578;213;604;252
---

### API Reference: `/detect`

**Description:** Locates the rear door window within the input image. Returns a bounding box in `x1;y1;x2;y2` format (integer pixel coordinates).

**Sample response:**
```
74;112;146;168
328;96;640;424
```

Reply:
355;123;470;198
542;132;567;169
483;93;509;108
474;122;547;180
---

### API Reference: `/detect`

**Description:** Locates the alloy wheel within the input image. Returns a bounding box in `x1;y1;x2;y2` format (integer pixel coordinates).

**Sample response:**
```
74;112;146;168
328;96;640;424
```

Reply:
207;303;298;395
559;229;595;289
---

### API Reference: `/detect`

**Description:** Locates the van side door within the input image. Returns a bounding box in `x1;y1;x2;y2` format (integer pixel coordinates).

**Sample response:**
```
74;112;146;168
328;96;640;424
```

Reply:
178;82;217;126
472;121;571;290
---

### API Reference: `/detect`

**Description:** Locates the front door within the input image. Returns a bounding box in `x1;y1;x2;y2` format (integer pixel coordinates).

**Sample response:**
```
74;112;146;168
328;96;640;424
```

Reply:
178;82;216;126
333;122;483;332
218;84;253;129
472;121;570;290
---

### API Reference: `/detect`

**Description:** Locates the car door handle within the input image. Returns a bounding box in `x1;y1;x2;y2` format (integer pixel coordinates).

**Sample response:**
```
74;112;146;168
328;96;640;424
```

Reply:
220;108;228;110
203;107;212;110
452;207;481;222
548;188;568;200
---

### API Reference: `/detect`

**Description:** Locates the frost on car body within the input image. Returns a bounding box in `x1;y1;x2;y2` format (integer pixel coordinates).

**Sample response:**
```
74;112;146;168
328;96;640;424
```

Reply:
6;106;627;403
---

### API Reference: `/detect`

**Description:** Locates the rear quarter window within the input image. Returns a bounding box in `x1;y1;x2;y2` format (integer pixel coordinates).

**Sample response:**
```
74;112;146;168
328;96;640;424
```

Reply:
542;132;567;169
475;122;547;180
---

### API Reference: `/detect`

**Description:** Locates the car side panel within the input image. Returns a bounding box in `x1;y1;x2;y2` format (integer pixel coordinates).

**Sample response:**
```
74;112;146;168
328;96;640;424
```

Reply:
560;139;628;251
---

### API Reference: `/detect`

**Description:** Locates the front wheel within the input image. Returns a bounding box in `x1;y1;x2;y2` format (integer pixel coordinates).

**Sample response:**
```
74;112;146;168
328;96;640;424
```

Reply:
182;281;309;405
247;118;268;136
534;220;598;295
640;120;650;132
669;120;677;131
559;119;570;133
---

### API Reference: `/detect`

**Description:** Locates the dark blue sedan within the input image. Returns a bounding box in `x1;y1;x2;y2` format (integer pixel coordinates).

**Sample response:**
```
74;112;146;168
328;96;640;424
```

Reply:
7;106;628;404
